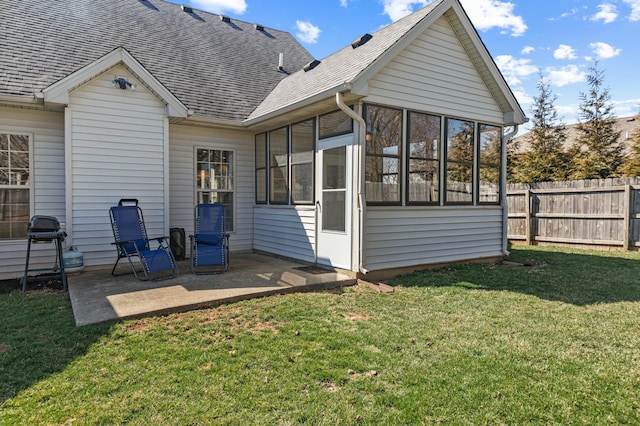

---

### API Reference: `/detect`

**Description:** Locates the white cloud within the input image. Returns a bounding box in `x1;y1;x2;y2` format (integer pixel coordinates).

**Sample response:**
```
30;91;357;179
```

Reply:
545;65;587;87
553;44;577;60
190;0;247;14
381;0;527;36
590;41;621;59
295;20;321;44
613;98;640;117
381;0;429;21
459;0;527;36
590;3;618;23
622;0;640;21
340;0;349;7
494;55;538;86
521;46;535;55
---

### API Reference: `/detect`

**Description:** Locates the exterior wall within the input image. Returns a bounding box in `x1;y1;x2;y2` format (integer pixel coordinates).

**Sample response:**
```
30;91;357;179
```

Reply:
363;206;503;271
361;15;506;272
253;206;316;263
169;124;254;252
67;65;168;267
0;107;66;279
366;15;504;124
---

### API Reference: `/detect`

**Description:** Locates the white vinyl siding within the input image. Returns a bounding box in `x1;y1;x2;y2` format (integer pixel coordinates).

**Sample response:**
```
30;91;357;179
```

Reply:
169;125;254;252
67;66;167;267
363;206;503;271
367;16;503;124
253;206;316;263
0;107;65;279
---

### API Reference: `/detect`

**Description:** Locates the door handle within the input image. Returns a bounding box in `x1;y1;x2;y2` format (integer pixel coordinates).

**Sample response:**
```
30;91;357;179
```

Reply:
316;200;321;213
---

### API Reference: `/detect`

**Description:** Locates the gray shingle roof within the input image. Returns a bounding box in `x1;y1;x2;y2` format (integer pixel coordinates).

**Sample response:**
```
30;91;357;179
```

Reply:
247;0;444;122
0;0;313;121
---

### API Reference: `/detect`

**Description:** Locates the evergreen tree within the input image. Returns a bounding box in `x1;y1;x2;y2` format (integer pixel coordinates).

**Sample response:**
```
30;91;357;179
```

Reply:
569;62;622;179
620;113;640;176
508;73;569;183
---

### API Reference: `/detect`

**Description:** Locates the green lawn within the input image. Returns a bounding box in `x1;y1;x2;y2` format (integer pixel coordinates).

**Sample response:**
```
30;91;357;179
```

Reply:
1;245;640;425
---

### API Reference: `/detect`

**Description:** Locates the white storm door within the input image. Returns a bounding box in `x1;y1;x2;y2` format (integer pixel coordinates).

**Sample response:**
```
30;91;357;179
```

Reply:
316;135;352;269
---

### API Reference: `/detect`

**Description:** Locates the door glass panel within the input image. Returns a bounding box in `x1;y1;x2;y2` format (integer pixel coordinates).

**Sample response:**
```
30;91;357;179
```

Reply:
322;146;346;232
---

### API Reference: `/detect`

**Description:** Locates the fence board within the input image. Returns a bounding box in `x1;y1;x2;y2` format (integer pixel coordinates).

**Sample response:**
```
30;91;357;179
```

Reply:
507;177;640;250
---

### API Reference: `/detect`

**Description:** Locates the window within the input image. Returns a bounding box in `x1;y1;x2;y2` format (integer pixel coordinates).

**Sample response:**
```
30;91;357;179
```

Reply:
269;127;289;204
255;133;267;204
445;118;475;204
196;148;234;232
319;109;353;139
290;119;314;204
407;112;441;204
478;124;502;204
255;119;316;206
364;104;402;204
0;133;30;239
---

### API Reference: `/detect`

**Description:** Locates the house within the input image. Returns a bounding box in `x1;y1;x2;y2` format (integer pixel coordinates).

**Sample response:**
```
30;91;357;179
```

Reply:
0;0;526;281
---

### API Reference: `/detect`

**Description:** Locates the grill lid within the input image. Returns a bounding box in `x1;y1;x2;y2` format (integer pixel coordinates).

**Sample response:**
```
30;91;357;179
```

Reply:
28;215;61;233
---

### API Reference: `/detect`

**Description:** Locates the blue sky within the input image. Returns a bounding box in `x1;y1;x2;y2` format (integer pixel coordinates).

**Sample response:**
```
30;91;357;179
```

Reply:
173;0;640;133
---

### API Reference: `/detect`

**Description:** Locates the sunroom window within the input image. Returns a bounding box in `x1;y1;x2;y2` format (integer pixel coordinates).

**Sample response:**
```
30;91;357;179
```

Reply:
407;112;441;204
196;148;234;232
0;133;30;239
478;124;502;204
364;104;402;204
445;118;475;204
290;119;314;204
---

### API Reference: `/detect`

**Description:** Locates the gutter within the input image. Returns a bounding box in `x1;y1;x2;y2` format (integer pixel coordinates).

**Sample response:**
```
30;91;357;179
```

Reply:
501;124;519;256
335;91;368;274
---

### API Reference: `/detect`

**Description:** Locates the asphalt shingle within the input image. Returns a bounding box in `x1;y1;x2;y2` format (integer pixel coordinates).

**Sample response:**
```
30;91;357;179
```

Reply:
0;0;314;121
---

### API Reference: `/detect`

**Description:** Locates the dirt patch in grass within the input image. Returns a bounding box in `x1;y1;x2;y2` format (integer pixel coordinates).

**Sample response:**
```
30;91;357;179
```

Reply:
0;276;65;294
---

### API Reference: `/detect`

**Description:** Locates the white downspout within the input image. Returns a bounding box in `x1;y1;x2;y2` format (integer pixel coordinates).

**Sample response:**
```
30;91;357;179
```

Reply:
501;124;518;256
335;92;368;274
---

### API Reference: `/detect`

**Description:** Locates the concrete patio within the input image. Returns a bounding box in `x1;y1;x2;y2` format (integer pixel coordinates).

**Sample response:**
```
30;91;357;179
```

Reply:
67;253;356;326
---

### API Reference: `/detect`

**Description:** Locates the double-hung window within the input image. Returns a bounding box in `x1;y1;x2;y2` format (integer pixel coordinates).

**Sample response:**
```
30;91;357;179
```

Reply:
196;148;234;232
0;133;30;239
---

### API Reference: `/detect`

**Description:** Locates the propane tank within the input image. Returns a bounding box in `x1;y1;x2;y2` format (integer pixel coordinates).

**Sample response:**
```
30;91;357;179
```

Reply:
63;246;85;274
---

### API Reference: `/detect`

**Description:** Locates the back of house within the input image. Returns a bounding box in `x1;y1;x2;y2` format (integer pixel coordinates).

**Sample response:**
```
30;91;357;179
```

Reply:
0;0;525;280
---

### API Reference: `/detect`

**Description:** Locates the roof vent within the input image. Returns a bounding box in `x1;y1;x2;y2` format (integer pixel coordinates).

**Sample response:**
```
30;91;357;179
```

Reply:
351;33;373;49
303;59;321;72
180;5;192;13
254;23;265;31
220;15;231;22
278;53;285;72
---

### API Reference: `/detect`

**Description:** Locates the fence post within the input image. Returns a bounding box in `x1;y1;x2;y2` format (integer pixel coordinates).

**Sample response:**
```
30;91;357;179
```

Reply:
623;185;631;250
525;188;532;245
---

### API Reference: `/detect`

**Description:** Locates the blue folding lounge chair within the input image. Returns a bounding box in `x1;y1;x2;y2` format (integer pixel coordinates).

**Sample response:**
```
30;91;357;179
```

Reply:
109;199;178;280
189;203;229;274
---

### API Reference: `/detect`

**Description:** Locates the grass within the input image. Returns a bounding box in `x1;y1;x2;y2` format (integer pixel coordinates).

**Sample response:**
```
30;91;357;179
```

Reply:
1;245;640;424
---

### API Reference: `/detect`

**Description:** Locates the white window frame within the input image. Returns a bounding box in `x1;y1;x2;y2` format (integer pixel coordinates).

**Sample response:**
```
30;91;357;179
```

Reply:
194;146;236;233
0;131;33;240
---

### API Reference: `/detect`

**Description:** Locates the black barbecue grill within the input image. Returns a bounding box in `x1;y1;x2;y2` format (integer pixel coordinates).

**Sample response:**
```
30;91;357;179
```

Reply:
22;215;68;292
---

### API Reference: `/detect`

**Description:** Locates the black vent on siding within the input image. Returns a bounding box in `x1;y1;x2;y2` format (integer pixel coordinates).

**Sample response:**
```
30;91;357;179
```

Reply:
220;15;231;23
351;33;372;49
254;23;265;31
180;5;192;13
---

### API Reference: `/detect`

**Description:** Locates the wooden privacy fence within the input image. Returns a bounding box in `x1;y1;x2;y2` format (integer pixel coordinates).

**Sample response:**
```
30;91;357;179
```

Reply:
507;177;640;250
